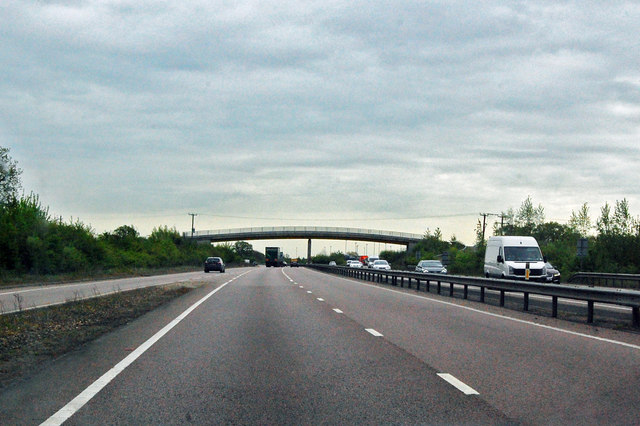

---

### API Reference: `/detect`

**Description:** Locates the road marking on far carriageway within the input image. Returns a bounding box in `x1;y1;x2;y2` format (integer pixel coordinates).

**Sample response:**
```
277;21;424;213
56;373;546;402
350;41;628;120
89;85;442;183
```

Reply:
437;373;479;395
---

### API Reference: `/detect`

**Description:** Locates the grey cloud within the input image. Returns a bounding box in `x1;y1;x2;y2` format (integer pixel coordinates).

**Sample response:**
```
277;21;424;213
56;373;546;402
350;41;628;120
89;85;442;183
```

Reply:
3;0;640;242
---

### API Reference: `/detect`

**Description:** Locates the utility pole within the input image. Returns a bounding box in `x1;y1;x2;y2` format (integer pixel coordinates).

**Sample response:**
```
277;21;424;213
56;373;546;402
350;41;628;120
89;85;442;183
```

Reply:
479;212;499;241
188;213;198;237
497;213;506;235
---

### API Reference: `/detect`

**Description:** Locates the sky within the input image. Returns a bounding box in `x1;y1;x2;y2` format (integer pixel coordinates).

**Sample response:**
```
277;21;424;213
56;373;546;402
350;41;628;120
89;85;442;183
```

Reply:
2;1;640;257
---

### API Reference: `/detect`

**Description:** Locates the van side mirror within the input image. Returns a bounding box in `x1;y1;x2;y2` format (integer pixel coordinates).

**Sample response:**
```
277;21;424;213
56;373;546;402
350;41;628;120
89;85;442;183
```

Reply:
497;255;504;263
543;256;547;263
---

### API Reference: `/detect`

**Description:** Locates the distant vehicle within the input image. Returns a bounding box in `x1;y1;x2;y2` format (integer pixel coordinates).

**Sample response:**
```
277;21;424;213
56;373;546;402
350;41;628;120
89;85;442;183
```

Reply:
366;256;380;268
545;262;561;283
347;260;363;268
265;246;284;267
484;236;546;281
329;261;337;266
371;259;391;270
359;255;369;266
204;257;225;273
290;258;299;267
415;260;447;274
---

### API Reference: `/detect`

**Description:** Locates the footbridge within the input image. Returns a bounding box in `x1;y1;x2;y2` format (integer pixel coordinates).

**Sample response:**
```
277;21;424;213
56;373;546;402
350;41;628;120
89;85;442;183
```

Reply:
183;226;423;260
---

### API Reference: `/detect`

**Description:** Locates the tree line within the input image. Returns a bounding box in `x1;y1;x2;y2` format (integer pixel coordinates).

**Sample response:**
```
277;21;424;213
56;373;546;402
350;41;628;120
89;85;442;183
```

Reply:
313;196;640;279
0;147;263;280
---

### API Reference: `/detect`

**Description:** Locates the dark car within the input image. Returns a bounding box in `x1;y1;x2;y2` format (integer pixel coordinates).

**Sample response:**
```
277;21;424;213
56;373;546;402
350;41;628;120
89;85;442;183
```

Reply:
204;257;225;273
545;262;560;283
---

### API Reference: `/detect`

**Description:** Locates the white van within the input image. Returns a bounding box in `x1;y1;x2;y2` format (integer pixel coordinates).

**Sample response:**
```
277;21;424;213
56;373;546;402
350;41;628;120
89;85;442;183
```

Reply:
484;236;547;281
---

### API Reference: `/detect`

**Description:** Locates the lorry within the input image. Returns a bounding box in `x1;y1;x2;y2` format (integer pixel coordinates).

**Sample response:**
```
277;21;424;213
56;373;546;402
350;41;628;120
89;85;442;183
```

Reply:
484;236;547;281
265;246;284;267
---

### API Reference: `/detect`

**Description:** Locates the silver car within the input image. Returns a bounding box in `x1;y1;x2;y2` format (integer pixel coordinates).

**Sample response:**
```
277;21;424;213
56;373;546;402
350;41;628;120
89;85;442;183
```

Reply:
371;259;391;270
415;260;447;274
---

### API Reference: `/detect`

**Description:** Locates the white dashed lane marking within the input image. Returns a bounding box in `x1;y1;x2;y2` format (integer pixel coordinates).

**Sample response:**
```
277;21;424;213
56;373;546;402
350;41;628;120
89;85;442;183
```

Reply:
437;373;479;395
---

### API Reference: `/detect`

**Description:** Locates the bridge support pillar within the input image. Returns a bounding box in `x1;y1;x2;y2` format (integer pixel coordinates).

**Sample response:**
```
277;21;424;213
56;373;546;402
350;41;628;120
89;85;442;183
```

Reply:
407;242;417;253
307;239;312;263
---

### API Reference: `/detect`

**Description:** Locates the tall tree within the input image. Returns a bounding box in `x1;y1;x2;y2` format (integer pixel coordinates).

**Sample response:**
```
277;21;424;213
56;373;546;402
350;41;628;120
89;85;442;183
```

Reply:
568;202;592;237
612;198;636;236
0;146;22;204
596;202;612;235
233;241;254;259
515;196;545;228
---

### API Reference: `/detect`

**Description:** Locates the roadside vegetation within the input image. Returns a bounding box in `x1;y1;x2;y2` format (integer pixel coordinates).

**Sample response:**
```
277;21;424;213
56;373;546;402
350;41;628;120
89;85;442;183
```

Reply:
313;196;640;280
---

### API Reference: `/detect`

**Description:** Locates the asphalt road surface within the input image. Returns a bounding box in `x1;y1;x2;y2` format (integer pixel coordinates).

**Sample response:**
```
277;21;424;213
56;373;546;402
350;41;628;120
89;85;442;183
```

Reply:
2;266;639;424
0;271;210;314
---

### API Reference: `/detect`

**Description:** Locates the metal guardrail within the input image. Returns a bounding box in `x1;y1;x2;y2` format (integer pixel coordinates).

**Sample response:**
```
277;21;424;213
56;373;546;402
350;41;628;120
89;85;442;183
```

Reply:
568;272;640;290
307;265;640;327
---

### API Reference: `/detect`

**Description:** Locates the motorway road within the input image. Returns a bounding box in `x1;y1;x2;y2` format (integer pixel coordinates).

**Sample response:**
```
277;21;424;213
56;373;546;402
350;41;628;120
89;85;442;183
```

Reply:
0;271;210;314
2;266;639;424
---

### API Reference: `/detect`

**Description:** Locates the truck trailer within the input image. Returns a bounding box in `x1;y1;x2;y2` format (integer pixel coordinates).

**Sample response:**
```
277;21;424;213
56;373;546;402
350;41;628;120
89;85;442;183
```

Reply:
265;246;284;267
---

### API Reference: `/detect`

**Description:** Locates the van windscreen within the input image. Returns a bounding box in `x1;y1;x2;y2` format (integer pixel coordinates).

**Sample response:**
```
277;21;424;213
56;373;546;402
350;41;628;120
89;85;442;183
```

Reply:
504;246;543;262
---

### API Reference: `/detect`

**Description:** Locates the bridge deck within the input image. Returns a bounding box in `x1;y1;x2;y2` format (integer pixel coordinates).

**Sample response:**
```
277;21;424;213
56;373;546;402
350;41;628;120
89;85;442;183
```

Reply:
183;226;423;246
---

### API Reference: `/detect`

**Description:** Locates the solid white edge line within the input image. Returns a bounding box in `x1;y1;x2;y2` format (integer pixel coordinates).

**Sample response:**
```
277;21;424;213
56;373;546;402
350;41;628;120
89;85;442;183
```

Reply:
437;373;479;395
365;328;383;337
317;271;640;351
40;271;251;426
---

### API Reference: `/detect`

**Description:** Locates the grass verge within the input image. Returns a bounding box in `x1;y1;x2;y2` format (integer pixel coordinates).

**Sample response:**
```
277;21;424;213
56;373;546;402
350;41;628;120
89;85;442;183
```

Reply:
0;284;193;389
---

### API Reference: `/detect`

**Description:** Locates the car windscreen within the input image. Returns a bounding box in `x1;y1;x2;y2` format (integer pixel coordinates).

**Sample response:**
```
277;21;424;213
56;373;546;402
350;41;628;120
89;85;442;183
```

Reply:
504;246;543;262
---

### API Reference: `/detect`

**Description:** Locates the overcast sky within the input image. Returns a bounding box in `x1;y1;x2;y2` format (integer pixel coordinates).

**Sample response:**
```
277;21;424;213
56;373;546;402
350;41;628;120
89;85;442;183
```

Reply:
2;1;639;254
